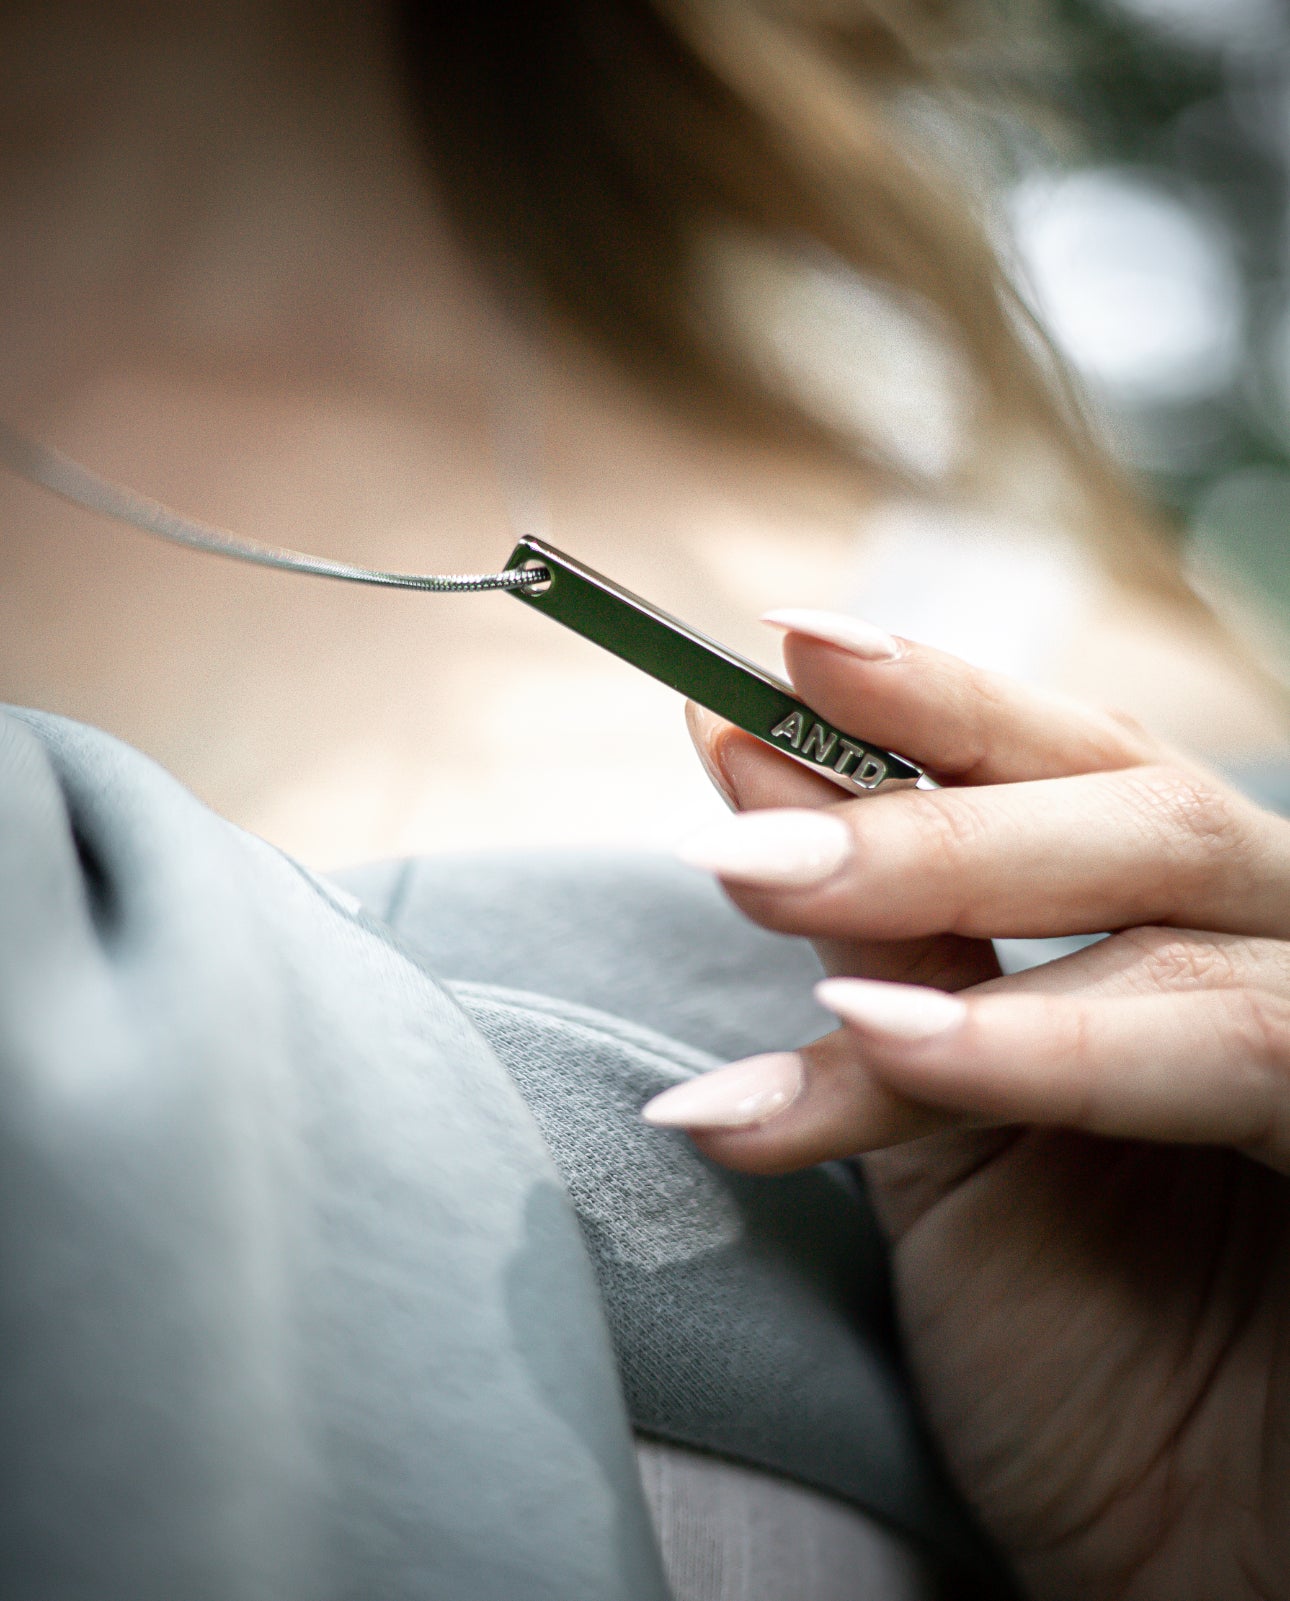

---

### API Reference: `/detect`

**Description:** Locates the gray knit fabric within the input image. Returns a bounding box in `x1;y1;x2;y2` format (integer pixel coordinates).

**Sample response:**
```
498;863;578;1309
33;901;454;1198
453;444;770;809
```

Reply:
335;850;834;1064
338;852;1016;1597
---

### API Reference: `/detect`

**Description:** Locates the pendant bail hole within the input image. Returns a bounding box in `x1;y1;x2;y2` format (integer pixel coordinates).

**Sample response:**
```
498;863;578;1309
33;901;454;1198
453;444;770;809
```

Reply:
515;560;553;595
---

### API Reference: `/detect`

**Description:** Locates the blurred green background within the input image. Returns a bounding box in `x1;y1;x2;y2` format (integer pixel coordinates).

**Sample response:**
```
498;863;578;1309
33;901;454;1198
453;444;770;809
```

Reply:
1012;0;1290;620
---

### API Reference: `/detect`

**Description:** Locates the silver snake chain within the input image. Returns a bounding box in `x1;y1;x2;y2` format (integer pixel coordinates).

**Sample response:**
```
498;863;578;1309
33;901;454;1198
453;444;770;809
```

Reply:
0;421;549;594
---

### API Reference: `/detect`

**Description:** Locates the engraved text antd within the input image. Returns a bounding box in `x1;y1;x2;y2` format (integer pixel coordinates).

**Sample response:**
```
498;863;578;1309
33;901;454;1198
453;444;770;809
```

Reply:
769;711;887;788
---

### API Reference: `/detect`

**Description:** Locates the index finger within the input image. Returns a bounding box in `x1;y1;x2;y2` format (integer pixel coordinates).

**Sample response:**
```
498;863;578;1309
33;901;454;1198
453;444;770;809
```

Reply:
764;609;1162;786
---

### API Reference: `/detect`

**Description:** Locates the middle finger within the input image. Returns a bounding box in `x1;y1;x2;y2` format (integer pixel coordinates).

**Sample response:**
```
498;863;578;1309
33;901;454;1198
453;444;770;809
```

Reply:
680;760;1290;941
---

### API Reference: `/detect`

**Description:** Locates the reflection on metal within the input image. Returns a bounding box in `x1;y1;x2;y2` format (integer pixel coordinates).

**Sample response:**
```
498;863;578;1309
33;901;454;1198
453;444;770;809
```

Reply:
506;536;920;795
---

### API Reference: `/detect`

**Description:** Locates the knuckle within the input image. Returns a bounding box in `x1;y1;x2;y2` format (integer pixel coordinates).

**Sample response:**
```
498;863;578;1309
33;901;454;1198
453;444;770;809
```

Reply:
1124;766;1252;876
1127;928;1243;992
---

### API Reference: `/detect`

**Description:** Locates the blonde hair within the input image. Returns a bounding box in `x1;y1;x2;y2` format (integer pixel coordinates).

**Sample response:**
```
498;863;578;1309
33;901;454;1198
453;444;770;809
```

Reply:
396;0;1197;603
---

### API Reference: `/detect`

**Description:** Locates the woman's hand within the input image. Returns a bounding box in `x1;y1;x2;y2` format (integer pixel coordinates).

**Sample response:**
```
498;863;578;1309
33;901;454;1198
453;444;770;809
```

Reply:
648;611;1290;1601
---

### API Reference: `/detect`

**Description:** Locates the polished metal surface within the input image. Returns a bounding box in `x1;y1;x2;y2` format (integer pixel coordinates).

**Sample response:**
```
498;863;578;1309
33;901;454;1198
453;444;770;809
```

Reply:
506;536;921;795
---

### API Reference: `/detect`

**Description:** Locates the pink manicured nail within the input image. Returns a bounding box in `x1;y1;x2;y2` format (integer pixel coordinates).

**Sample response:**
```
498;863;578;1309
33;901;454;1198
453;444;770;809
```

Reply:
642;1053;805;1129
816;978;966;1040
762;609;902;661
676;808;852;888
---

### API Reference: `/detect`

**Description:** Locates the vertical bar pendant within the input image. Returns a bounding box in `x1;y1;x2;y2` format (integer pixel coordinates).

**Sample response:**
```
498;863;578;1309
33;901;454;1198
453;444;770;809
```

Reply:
505;537;920;795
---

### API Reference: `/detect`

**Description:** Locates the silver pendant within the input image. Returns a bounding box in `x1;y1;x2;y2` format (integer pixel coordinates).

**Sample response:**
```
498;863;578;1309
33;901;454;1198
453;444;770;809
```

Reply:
0;425;921;794
506;537;920;795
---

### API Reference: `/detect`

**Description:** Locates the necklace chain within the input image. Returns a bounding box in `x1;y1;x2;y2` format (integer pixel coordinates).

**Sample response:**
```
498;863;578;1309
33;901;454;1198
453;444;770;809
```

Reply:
0;422;548;593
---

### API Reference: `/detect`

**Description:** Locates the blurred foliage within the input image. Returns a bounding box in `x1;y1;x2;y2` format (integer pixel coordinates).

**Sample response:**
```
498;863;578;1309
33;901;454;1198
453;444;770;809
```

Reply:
1027;0;1290;607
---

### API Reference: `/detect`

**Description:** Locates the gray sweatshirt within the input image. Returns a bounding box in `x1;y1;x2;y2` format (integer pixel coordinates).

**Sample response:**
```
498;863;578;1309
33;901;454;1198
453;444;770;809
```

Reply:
0;707;1018;1599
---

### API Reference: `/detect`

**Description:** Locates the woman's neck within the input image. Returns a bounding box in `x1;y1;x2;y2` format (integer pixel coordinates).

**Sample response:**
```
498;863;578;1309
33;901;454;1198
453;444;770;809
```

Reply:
0;0;490;419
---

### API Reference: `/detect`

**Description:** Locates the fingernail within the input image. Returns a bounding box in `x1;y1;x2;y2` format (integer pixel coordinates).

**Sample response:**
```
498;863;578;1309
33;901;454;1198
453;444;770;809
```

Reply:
677;808;851;888
762;609;902;662
685;702;737;809
642;1052;804;1129
816;978;966;1040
